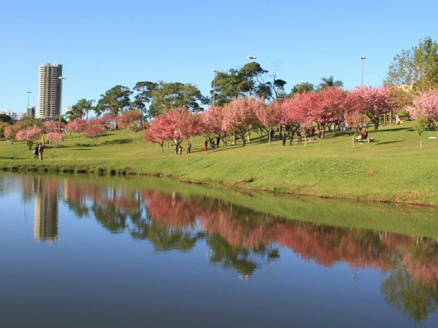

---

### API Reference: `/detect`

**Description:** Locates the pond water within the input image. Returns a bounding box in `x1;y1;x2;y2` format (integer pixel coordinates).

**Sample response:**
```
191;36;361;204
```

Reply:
0;173;437;328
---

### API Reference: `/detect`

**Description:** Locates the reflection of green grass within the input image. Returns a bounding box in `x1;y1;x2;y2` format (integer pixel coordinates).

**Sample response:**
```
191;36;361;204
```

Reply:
16;172;436;238
0;121;437;205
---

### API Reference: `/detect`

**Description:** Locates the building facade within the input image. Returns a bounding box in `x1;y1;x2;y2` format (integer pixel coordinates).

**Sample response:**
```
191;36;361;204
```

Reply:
38;63;63;119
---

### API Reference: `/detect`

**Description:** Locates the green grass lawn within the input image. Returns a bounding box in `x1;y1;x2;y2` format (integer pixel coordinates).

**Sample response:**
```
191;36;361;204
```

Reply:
1;121;437;206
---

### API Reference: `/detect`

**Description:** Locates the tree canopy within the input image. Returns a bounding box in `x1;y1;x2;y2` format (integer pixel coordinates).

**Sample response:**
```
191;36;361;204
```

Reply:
385;37;438;92
211;62;286;105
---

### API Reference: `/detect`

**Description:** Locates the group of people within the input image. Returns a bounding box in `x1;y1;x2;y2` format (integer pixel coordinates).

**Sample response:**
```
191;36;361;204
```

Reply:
33;142;44;160
204;137;220;152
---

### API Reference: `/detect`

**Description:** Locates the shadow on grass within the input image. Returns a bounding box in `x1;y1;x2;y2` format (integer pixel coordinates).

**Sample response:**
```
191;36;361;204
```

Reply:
374;127;411;133
76;143;94;147
375;140;404;146
102;139;132;145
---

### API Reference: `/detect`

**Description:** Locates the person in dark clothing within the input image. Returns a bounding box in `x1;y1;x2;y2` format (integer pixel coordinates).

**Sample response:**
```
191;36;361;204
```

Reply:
33;144;39;160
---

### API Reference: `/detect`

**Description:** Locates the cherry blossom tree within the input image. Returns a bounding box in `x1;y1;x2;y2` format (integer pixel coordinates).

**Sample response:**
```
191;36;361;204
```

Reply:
116;110;142;142
202;106;232;146
84;119;106;145
255;101;281;145
65;118;87;138
46;131;64;150
163;108;203;154
344;91;365;148
43;121;60;133
409;89;438;132
145;108;202;154
16;126;42;149
143;116;173;152
352;86;398;130
222;97;261;146
282;92;317;146
313;87;347;137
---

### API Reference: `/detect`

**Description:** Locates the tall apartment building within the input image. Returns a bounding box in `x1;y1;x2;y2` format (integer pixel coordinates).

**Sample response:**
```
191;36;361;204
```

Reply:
38;63;63;119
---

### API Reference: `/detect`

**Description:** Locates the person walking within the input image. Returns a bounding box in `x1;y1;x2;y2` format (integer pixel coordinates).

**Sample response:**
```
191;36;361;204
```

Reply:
204;139;208;153
33;144;39;160
38;143;44;160
187;141;192;154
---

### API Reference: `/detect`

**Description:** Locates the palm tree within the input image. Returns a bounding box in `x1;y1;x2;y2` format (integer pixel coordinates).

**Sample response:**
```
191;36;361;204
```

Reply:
66;99;95;121
318;76;343;89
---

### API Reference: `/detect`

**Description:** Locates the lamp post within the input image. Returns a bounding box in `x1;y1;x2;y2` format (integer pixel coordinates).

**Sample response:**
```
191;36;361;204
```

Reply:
360;56;366;85
26;91;31;111
246;55;257;96
212;69;218;106
58;76;66;132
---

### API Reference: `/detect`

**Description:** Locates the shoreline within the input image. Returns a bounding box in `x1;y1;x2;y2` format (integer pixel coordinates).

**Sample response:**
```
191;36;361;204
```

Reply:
1;164;437;208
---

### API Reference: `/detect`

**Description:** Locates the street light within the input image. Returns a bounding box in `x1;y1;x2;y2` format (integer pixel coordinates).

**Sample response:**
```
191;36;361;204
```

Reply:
360;56;366;85
246;55;257;97
212;69;218;106
26;91;31;111
58;76;66;131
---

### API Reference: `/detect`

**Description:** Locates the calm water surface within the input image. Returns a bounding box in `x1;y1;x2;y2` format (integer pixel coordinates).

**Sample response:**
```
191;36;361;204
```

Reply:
0;173;437;328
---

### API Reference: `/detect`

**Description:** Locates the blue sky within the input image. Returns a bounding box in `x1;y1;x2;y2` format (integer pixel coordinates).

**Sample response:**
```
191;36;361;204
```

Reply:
1;0;437;113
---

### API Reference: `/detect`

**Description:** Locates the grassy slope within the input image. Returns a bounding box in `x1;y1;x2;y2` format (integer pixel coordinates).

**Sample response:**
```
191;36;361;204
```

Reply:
1;121;437;205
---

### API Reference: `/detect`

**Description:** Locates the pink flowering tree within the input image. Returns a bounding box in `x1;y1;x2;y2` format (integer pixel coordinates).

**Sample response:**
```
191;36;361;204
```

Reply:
352;86;398;130
42;121;61;144
255;101;281;145
409;89;438;134
143;116;173;152
222;97;261;146
16;126;42;149
202;106;233;146
66;118;87;138
163;108;203;154
282;92;317;146
313;87;347;138
46;131;64;150
344;91;366;148
84;119;106;145
116;110;142;142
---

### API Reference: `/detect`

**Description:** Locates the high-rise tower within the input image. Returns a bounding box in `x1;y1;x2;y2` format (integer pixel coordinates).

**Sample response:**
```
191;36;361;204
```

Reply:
38;63;63;119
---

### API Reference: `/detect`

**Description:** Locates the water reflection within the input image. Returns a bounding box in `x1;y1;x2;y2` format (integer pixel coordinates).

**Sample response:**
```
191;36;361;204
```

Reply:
2;173;438;322
34;176;59;241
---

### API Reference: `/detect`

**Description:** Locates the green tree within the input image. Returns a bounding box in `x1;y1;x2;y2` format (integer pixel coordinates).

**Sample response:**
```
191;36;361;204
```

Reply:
148;81;208;117
318;76;343;89
291;82;315;95
132;81;158;120
413;116;428;150
67;99;95;120
0;113;12;123
95;85;132;126
385;37;438;92
212;62;286;105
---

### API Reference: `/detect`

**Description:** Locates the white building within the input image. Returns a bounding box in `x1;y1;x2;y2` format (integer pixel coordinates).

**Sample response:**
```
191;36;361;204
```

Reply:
38;63;63;120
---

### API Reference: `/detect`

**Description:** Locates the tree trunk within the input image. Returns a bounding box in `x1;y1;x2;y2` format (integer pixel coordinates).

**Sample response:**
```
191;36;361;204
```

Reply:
268;127;272;145
352;131;357;148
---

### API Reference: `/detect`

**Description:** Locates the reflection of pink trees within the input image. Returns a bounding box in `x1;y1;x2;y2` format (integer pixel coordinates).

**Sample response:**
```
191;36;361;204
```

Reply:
403;251;438;285
146;193;199;229
59;180;438;286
